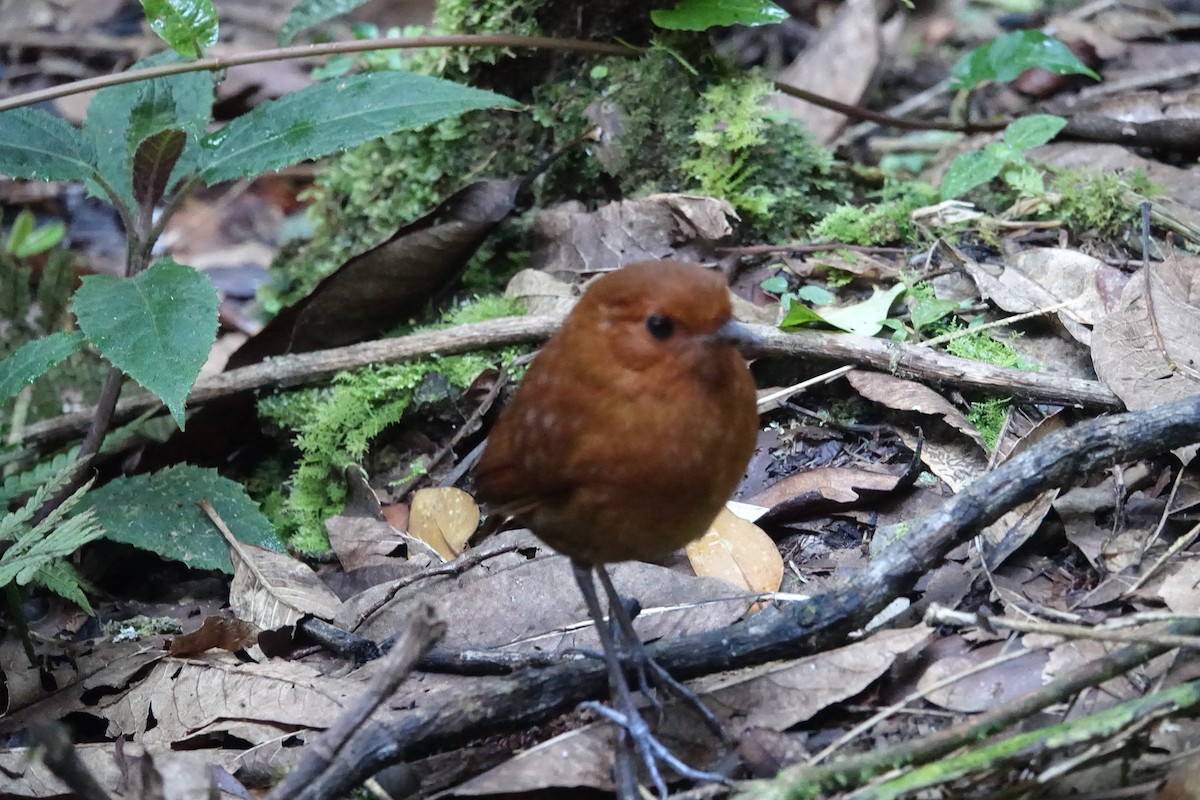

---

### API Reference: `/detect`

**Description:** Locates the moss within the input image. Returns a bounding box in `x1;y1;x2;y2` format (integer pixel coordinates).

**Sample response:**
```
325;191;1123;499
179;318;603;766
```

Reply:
275;7;850;309
1050;170;1151;237
809;181;937;246
967;396;1010;451
255;296;528;549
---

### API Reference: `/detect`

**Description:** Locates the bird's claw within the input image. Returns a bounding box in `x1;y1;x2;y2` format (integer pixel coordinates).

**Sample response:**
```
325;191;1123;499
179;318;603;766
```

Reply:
581;701;733;799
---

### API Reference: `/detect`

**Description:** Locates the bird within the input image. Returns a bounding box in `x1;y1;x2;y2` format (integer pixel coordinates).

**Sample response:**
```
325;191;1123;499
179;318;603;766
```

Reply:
475;260;759;799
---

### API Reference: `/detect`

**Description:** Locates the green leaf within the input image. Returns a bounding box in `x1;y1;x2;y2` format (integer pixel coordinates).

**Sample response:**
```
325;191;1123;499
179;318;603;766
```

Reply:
949;30;1100;91
652;0;788;30
72;258;217;428
13;221;66;258
910;296;959;332
79;464;282;573
1003;113;1067;152
0;332;84;404
33;560;94;612
279;0;372;46
198;71;519;184
0;107;94;182
84;52;213;211
0;448;79;507
132;128;188;208
940;149;1005;200
139;0;219;57
820;283;907;337
797;284;836;305
760;275;788;294
780;302;836;330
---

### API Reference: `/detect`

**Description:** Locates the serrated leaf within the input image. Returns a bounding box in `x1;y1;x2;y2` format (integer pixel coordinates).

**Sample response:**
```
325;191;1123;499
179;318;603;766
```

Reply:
33;560;94;613
79;464;282;573
198;71;519;184
1003;114;1067;152
140;0;219;57
72;258;217;428
949;30;1100;91
133;129;187;208
0;332;84;404
84;52;213;211
0;107;94;182
279;0;372;45
0;448;79;507
652;0;788;30
940;149;1006;200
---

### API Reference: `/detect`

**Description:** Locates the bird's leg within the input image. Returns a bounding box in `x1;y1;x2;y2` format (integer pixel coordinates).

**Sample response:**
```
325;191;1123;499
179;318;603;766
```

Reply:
573;562;731;799
594;565;733;747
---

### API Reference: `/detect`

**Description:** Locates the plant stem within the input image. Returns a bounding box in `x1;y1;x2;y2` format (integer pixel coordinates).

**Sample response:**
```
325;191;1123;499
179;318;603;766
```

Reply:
27;366;124;528
0;35;641;113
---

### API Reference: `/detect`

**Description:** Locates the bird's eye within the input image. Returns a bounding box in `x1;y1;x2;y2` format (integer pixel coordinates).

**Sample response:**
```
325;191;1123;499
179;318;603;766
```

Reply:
645;314;674;341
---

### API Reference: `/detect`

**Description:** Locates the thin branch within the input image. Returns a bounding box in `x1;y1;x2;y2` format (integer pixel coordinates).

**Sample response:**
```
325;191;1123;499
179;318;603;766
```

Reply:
0;35;640;113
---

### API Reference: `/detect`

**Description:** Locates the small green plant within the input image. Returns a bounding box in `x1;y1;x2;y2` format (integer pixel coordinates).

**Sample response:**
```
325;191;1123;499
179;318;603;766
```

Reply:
810;181;938;245
0;0;517;609
941;114;1067;201
948;30;1099;92
257;297;525;549
967;396;1011;451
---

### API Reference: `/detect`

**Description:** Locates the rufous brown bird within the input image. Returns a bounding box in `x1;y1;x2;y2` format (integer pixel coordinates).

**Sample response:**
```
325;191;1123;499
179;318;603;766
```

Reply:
476;260;759;799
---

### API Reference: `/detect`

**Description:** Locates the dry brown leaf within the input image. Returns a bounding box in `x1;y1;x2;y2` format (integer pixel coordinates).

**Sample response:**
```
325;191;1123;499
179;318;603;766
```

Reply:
847;369;987;450
1158;559;1200;614
529;194;734;279
1092;258;1200;410
228;179;519;366
454;626;930;795
168;617;260;658
504;268;577;317
229;542;341;630
686;508;782;600
961;247;1126;345
345;551;751;652
100;655;359;745
769;0;880;144
919;644;1046;713
408;487;480;562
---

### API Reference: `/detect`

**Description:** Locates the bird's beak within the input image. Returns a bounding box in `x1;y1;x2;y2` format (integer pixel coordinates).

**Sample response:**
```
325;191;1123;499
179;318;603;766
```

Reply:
711;319;761;354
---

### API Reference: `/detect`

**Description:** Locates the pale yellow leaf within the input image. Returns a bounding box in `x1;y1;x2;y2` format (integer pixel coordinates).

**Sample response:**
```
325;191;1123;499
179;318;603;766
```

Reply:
409;487;480;561
686;507;783;599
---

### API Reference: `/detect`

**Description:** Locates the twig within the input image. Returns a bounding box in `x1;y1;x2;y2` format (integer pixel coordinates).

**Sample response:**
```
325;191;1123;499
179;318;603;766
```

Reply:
17;314;1123;450
265;603;445;800
0;35;639;113
926;604;1200;650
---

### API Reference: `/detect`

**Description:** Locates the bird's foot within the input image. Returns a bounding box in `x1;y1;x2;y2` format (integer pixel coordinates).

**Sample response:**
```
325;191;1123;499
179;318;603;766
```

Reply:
581;700;732;799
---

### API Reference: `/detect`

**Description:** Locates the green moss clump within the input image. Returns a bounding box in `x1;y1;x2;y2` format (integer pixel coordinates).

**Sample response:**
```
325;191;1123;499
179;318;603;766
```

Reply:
967;396;1010;451
1050;170;1152;237
255;296;527;550
944;328;1030;370
810;181;937;246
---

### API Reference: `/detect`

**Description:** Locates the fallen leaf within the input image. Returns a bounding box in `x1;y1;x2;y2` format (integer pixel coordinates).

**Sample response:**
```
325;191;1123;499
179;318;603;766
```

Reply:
408;487;480;562
847;369;986;450
530;194;734;279
769;0;881;144
229;543;341;630
228;178;520;367
168;617;260;658
1092;258;1200;410
687;508;783;603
